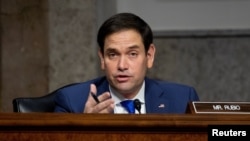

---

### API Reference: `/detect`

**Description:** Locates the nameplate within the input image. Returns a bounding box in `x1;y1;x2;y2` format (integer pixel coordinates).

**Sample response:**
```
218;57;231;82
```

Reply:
188;101;250;114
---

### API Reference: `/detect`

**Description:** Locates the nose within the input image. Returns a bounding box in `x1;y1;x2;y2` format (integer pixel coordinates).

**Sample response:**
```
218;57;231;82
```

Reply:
118;56;128;71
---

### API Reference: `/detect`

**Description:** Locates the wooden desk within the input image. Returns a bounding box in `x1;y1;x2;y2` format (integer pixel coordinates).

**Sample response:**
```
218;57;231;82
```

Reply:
0;113;249;141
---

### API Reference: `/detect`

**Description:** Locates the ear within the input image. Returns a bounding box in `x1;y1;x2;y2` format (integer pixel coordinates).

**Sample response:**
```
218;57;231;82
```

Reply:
98;49;105;70
147;44;156;68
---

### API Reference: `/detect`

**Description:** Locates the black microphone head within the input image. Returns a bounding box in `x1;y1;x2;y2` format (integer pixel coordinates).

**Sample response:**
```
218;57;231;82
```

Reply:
134;99;141;113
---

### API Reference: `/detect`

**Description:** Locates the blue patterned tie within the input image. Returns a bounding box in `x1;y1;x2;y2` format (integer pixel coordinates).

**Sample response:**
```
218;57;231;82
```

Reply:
120;100;135;114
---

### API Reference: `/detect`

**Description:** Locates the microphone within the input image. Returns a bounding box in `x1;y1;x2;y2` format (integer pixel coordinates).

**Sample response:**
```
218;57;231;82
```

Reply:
134;99;141;114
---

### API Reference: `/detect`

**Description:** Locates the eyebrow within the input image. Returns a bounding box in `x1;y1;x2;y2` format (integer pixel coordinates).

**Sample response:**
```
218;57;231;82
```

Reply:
128;45;140;50
105;45;140;52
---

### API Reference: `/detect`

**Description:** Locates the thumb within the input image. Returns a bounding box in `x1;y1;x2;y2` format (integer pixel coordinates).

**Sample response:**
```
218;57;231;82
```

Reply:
90;84;97;95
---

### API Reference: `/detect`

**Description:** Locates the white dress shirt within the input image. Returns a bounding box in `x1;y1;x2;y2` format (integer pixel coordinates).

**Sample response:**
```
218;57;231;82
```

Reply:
110;81;146;114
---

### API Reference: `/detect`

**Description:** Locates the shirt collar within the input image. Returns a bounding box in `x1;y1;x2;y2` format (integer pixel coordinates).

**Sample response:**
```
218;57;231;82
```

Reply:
109;81;145;105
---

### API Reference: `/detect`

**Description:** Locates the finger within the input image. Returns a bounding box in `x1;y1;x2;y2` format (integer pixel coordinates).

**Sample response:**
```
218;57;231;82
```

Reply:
83;84;98;113
84;94;114;113
99;103;115;113
96;99;115;113
88;84;98;105
90;84;97;95
97;92;111;103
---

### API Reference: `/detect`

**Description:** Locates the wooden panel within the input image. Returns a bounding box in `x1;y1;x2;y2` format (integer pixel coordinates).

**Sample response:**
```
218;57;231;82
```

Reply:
0;113;249;141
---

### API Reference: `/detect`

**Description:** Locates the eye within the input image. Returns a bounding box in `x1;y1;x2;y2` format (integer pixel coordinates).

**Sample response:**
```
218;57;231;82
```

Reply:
129;52;138;57
108;52;117;59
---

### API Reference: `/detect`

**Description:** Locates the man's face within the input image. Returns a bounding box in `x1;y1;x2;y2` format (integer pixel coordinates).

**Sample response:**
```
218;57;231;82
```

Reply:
98;29;155;98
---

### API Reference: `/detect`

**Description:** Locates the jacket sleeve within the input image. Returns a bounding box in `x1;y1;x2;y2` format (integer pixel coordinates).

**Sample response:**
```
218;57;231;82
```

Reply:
54;90;73;113
189;87;200;101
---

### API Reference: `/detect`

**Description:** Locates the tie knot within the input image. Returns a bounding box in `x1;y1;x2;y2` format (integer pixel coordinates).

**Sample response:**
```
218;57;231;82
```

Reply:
120;100;135;114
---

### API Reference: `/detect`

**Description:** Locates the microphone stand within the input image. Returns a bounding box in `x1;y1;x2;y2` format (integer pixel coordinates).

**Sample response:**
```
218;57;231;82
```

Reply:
134;99;141;114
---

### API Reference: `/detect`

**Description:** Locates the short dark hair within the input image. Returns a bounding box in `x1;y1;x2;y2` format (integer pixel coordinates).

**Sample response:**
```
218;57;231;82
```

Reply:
97;13;153;54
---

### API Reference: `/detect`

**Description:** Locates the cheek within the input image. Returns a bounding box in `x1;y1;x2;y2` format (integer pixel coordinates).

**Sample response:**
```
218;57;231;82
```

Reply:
103;61;116;71
132;60;147;71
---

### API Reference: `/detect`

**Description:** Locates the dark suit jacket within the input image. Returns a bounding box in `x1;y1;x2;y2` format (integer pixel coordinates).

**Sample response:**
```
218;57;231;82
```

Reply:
54;76;199;113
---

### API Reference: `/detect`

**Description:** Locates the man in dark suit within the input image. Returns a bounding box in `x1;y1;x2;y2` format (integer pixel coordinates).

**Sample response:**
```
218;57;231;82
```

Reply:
54;13;199;114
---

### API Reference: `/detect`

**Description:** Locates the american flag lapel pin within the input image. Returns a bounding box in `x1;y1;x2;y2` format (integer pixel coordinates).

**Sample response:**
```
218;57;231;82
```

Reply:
158;104;165;108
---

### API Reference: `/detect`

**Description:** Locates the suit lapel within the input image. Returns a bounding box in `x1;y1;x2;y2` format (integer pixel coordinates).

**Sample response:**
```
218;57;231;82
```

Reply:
93;76;110;96
145;78;171;113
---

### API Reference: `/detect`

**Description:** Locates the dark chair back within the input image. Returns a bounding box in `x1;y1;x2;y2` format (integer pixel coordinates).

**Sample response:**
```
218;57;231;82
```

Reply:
12;83;80;113
12;92;56;113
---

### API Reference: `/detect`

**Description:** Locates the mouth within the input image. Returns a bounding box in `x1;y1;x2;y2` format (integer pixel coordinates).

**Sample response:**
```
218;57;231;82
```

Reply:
115;75;130;82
